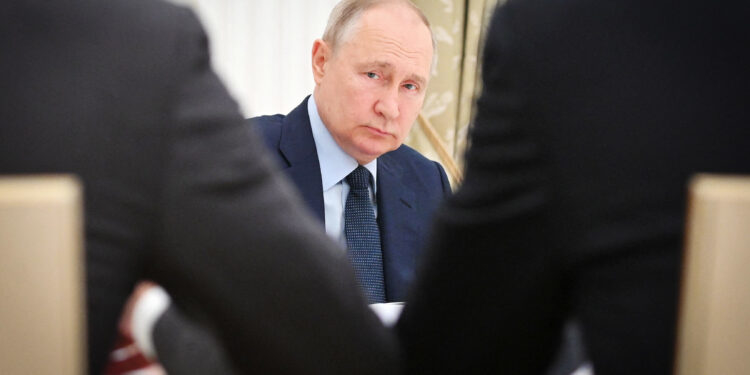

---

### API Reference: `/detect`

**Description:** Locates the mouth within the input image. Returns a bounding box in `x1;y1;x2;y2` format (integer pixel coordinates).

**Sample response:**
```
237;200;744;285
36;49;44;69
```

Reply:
363;125;390;136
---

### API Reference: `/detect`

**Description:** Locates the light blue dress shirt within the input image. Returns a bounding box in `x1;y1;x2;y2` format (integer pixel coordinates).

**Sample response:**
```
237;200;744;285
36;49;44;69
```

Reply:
307;95;377;246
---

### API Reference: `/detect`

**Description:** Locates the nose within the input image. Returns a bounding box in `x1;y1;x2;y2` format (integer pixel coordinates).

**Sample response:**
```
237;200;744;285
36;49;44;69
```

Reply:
374;88;399;120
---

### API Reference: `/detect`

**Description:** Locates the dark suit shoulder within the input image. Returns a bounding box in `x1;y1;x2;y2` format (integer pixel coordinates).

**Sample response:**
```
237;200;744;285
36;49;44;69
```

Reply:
247;97;309;147
248;114;285;140
244;115;287;164
53;0;203;55
388;144;435;167
386;144;451;196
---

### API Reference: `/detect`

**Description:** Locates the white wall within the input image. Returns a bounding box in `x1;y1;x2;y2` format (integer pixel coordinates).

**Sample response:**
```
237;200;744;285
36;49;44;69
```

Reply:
168;0;340;117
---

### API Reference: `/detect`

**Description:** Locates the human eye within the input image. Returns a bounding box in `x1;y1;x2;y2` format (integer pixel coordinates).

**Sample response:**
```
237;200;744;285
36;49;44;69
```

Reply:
403;83;418;91
366;72;380;79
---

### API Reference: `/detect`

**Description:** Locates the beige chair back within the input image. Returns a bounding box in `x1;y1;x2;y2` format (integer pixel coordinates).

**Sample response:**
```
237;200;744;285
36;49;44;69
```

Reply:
675;174;750;375
0;176;85;374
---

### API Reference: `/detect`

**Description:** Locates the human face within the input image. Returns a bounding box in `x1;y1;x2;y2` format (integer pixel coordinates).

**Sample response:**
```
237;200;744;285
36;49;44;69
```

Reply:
311;4;433;165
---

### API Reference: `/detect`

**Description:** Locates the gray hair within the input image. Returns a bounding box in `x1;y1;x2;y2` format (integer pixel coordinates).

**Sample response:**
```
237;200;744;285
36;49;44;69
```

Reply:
322;0;437;55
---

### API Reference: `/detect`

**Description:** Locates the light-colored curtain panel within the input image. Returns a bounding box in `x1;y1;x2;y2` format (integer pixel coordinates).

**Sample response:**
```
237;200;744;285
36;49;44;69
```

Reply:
408;0;500;187
167;0;339;117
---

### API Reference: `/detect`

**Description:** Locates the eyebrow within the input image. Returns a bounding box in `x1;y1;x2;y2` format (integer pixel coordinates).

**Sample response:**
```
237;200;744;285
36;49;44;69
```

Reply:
363;61;427;87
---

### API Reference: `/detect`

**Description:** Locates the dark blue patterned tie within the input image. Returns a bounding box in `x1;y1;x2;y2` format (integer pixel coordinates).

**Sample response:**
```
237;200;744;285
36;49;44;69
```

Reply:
344;166;386;303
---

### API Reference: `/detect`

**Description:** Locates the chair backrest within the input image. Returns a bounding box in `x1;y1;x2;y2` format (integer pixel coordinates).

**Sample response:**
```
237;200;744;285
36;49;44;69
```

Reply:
0;175;85;374
675;174;750;375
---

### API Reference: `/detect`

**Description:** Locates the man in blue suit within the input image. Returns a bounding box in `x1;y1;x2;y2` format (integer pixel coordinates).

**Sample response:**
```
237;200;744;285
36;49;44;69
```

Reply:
108;1;449;373
250;93;450;302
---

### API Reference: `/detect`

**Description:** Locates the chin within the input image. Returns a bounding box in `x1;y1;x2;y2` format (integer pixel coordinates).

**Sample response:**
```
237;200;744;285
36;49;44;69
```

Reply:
363;142;398;156
352;148;385;164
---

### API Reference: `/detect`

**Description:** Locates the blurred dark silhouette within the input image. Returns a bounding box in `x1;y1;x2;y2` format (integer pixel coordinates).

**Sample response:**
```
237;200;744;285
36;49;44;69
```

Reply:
1;1;397;374
398;0;750;374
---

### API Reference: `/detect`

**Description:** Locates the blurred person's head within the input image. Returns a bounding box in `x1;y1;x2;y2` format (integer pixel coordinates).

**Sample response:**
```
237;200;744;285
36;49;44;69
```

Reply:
312;0;434;165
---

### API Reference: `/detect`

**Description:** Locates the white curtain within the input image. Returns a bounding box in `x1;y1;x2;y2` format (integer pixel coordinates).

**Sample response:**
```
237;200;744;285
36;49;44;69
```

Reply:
168;0;340;117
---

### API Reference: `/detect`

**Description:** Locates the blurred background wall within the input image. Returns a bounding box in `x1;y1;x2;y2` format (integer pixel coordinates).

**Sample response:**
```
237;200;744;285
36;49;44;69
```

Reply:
167;0;340;117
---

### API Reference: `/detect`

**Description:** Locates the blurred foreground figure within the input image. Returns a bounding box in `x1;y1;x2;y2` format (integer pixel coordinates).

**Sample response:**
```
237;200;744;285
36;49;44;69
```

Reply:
0;1;397;374
398;0;750;374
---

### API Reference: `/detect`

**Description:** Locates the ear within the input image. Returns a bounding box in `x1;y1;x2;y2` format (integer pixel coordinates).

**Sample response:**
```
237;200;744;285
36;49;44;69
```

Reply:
311;39;330;85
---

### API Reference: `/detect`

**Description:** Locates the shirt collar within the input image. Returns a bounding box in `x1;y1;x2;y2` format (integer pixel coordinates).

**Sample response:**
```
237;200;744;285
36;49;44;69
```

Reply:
308;95;377;191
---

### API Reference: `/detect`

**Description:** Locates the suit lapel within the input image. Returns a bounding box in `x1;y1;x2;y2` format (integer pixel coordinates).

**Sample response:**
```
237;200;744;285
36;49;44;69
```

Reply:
276;99;418;300
278;97;325;222
377;151;418;300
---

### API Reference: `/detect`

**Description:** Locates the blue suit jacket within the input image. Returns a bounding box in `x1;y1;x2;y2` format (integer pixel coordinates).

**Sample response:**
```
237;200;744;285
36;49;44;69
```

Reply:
250;97;451;301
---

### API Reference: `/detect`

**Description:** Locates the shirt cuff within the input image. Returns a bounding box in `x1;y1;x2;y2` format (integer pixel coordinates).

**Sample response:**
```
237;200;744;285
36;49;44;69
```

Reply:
368;302;404;327
131;285;171;360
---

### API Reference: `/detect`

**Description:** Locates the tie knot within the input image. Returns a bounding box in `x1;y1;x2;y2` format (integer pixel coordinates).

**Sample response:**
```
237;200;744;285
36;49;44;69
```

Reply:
346;166;371;190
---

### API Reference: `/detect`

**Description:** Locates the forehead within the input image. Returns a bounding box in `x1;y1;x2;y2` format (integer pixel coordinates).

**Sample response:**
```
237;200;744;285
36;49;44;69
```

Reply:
336;4;433;78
